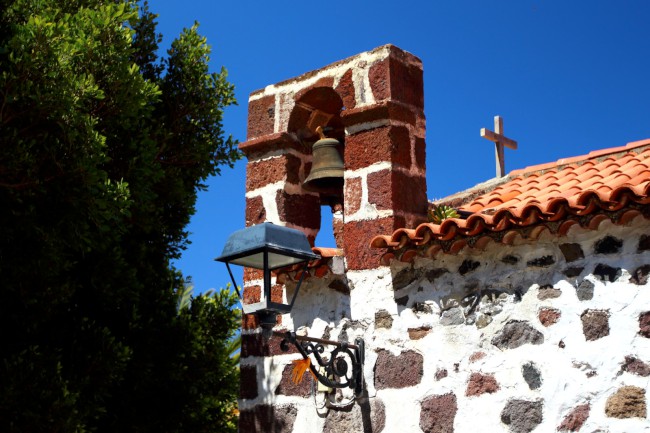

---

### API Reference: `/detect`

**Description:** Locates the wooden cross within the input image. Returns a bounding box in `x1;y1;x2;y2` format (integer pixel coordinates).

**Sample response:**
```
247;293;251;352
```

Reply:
480;115;518;178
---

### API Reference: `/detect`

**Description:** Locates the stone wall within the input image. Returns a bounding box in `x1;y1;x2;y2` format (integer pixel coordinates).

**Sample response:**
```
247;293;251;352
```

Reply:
236;44;649;432
239;216;650;432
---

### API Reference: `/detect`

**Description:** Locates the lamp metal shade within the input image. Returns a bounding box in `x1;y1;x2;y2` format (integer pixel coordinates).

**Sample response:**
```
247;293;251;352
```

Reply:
215;223;319;269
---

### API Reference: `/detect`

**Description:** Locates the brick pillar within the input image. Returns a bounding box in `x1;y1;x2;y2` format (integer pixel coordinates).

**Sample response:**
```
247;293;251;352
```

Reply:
340;45;428;270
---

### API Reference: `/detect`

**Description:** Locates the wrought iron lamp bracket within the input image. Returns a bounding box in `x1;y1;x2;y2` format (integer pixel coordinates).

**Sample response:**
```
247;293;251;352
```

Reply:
278;331;364;398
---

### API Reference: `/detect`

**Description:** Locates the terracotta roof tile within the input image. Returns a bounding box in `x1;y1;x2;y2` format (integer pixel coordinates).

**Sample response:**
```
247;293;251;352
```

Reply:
371;138;650;261
312;247;344;258
275;247;343;281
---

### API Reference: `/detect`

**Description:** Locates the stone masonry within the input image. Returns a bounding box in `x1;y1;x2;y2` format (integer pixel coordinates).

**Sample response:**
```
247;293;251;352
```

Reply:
237;46;650;432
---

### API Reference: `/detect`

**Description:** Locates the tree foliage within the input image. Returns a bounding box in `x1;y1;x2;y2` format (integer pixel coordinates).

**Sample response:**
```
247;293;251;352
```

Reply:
0;0;240;431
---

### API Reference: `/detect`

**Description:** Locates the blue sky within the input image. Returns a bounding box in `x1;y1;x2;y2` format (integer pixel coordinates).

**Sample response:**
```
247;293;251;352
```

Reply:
153;1;650;294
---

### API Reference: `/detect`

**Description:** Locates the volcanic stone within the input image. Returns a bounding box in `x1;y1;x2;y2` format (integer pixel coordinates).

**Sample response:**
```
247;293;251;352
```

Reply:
239;404;297;433
630;264;650;285
537;285;561;300
581;309;610;341
374;349;423;389
465;372;500;396
435;369;448;381
375;309;393;329
621;355;650;377
458;259;480;275
440;307;465;326
638;234;650;252
275;364;311;397
475;313;492;329
392;267;419;290
640;312;650;338
420;393;457;433
538;307;561;327
557;403;590;432
408;326;431;340
521;362;542;390
559;243;585;262
396;295;409;306
593;263;621;282
502;254;520;265
492;321;544;349
563;266;584;278
575;280;594;301
594;235;623;254
323;397;385;433
501;399;543;433
469;352;486;363
413;302;433;315
240;365;259;400
426;268;449;281
328;279;350;294
527;255;555;267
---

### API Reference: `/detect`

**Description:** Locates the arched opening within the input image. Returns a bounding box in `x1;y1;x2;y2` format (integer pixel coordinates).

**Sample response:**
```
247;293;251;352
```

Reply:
288;87;345;249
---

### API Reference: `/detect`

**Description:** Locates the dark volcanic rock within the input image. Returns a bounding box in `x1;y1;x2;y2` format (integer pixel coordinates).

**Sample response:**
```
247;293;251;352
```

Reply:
323;397;385;433
501;399;543;433
575;279;594;300
594;235;623;255
492;321;544;350
630;264;650;285
559;243;584;262
459;259;480;275
593;263;621;282
581;309;610;341
521;362;542;390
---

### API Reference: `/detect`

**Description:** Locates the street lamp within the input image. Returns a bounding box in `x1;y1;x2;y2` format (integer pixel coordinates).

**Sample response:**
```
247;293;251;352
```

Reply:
216;222;319;329
216;222;365;398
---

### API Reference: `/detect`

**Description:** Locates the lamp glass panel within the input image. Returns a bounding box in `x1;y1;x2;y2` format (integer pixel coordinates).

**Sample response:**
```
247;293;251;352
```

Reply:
269;252;310;269
228;252;265;269
227;251;312;270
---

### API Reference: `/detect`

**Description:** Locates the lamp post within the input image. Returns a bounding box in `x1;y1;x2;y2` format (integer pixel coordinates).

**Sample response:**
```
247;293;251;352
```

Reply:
216;222;364;398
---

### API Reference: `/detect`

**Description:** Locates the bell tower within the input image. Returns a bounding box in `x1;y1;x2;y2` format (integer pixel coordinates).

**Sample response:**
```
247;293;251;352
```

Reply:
241;44;428;270
238;44;430;430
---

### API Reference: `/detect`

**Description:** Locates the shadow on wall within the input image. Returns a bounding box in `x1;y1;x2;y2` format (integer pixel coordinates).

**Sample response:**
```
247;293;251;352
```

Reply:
284;265;353;340
388;248;560;329
387;230;650;330
238;402;297;433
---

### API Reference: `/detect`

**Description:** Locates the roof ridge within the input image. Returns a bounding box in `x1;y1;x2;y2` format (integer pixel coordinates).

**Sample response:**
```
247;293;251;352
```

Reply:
509;138;650;177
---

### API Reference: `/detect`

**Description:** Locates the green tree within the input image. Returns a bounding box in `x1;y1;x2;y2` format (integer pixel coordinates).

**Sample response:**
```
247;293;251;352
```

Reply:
0;0;241;431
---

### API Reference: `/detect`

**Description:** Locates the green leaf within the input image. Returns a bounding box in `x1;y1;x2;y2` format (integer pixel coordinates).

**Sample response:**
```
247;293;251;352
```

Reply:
0;1;240;431
428;204;460;224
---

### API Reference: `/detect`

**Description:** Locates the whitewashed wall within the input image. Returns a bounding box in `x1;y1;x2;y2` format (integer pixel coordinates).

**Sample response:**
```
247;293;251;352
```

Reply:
241;215;650;433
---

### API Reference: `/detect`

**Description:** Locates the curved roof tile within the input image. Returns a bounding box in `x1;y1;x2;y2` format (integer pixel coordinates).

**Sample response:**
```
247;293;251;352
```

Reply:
371;139;650;260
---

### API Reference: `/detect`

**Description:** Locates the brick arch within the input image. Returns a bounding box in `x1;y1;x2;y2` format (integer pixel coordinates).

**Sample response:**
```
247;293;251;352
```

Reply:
288;86;345;146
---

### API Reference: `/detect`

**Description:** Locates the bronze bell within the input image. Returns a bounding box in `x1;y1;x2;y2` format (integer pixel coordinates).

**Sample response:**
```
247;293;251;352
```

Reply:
303;130;344;193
